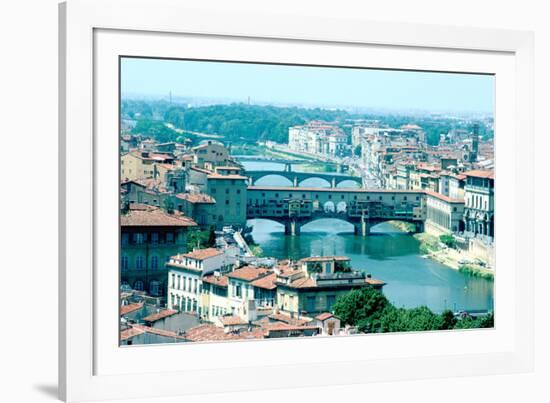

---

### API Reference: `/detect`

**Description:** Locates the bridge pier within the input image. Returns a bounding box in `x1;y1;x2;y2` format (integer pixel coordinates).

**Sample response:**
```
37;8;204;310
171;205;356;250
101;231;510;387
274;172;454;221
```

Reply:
293;176;298;187
354;219;371;237
331;177;336;188
284;220;301;236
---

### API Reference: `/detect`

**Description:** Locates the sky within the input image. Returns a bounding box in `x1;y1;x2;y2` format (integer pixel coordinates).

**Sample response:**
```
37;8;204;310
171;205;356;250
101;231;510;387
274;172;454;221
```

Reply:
121;57;495;114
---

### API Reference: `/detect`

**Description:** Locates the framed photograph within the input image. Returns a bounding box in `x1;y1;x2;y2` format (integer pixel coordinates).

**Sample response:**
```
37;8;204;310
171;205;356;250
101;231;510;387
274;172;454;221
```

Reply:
59;0;534;401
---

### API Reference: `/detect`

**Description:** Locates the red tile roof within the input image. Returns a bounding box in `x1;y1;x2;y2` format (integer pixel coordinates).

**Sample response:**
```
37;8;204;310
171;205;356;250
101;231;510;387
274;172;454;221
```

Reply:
120;302;144;316
315;312;335;321
120;326;145;341
226;266;270;281
463;169;495;179
202;274;229;287
184;324;264;342
178;248;223;261
218;315;248;326
249;273;277;290
120;206;197;227
142;309;178;323
424;189;464;204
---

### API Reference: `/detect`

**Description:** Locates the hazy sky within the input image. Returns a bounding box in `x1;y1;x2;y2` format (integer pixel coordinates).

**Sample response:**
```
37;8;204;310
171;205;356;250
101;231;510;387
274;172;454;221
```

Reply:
121;57;494;114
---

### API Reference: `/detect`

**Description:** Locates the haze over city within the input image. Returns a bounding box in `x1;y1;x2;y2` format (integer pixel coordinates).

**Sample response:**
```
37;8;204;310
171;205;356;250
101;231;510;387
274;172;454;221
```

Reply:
121;58;495;115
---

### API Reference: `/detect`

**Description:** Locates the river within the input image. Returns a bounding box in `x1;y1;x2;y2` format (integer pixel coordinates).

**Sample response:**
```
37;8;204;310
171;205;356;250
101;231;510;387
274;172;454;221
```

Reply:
239;158;494;313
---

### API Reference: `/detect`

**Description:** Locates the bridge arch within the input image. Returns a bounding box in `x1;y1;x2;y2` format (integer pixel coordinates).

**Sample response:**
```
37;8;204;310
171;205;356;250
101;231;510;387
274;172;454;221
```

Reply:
323;201;335;213
336;201;347;213
251;174;293;187
335;179;361;189
298;177;332;188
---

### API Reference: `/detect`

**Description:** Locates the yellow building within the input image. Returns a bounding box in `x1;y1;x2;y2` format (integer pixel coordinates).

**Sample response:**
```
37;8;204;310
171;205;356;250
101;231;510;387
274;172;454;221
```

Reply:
121;150;175;181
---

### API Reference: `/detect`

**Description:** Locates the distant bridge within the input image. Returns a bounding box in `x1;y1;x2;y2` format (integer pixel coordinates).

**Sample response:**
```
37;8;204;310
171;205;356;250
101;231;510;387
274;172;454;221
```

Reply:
245;170;362;188
246;186;426;236
232;155;311;165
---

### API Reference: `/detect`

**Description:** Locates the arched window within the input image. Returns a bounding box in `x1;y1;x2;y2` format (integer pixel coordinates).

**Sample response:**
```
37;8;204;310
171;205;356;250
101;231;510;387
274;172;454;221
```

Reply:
120;255;129;271
151;255;159;270
135;255;144;270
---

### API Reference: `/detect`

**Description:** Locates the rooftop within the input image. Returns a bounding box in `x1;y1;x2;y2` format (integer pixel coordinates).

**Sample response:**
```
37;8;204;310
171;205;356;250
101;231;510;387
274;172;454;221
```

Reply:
463;169;495;179
226;266;271;282
120;302;144;316
249;272;278;290
300;256;350;263
142;309;178;323
120;205;197;227
184;324;264;342
175;193;216;204
175;248;223;261
202;274;229;287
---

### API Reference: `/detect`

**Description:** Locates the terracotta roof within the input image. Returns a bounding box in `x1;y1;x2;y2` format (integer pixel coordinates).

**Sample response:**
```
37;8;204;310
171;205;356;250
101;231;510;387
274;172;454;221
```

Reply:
131;324;187;340
226;266;270;281
249;273;277;290
178;248;223;261
287;277;317;288
184;324;264;342
424;189;464;204
120;206;197;227
463;169;495;179
219;315;248;326
175;193;216;204
142;309;178;323
202;274;229;287
120;302;144;316
268;313;310;326
315;312;335;321
365;277;386;286
120;326;145;341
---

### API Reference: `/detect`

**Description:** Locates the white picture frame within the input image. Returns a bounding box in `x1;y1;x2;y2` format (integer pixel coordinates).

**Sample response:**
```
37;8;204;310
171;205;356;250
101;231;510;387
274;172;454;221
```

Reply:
59;0;534;401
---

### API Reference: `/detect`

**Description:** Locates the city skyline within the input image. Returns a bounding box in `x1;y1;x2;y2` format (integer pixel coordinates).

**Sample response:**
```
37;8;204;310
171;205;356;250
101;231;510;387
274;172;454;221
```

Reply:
121;57;495;115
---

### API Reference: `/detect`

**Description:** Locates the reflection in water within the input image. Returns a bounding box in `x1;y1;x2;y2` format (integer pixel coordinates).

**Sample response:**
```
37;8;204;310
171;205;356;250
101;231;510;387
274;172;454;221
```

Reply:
249;219;494;313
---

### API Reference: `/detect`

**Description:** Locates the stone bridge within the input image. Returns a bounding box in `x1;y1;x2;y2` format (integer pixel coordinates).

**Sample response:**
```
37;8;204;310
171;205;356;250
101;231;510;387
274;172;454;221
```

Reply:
245;170;362;188
246;186;426;236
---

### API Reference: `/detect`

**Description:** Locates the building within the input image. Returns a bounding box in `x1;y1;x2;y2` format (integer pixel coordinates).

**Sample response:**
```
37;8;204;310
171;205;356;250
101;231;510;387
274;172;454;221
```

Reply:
288;121;349;157
205;172;248;229
166;248;227;316
424;190;465;235
226;266;274;320
275;256;385;316
463;170;495;240
120;150;175;181
191;141;233;168
120;204;197;296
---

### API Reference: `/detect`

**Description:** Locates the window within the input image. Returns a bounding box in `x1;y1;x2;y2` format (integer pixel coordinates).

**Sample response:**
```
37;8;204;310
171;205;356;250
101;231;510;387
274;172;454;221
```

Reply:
151;255;159;269
121;233;129;245
211;188;216;194
121;255;129;271
134;280;144;291
225;200;229;205
133;233;144;244
135;255;144;270
327;295;336;310
237;189;241;194
225;189;230;194
306;296;316;312
151;232;159;244
166;232;174;243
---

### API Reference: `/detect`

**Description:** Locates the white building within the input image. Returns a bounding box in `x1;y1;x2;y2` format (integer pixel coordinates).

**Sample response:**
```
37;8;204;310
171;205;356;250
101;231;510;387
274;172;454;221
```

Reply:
166;248;224;316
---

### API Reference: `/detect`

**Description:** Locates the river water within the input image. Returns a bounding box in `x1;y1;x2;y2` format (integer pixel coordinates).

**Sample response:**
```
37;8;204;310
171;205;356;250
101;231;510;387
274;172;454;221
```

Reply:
240;158;494;313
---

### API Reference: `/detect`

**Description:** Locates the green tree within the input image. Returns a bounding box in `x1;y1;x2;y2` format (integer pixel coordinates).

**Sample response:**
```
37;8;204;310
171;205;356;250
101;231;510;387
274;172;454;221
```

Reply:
439;234;456;248
333;287;391;333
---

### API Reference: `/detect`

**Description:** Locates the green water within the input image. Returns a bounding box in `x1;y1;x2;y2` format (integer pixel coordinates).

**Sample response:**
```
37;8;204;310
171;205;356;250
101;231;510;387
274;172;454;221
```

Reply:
249;219;494;313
